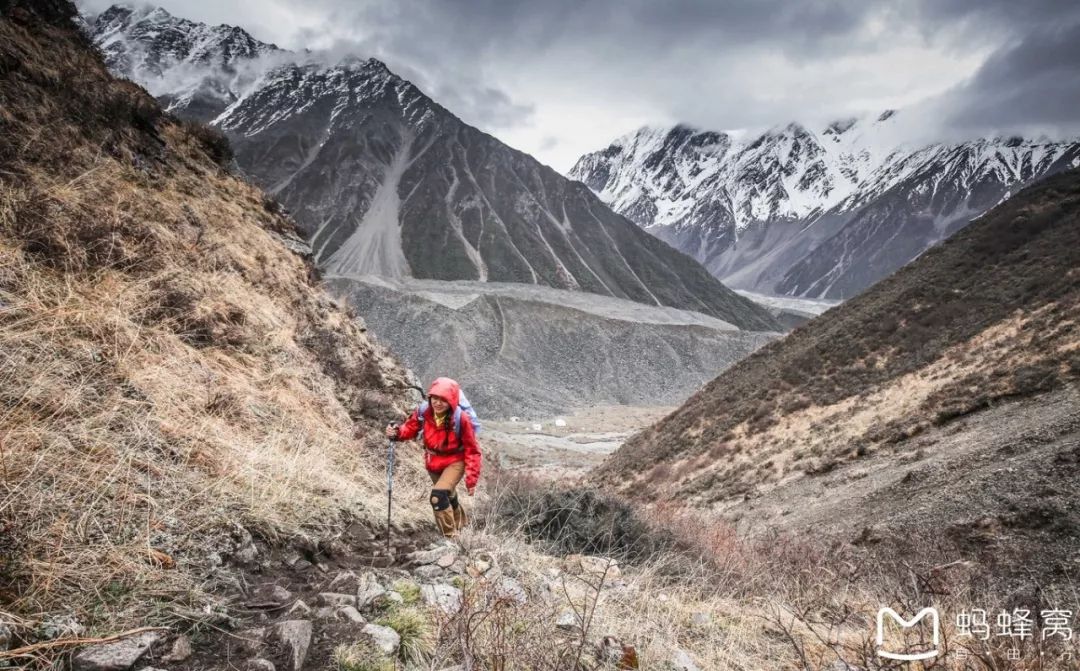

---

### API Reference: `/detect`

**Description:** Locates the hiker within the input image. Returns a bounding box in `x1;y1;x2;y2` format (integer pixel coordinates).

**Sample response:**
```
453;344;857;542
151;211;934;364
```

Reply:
386;377;481;538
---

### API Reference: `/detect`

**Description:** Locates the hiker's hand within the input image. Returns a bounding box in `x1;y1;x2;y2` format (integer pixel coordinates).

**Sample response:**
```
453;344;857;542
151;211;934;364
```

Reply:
384;423;398;439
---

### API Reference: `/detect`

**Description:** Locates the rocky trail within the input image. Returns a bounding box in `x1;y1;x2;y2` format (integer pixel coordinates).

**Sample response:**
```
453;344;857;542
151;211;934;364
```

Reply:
56;522;662;671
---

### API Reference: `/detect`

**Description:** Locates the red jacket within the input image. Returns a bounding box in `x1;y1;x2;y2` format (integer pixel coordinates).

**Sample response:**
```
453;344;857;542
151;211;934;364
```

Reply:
395;378;482;490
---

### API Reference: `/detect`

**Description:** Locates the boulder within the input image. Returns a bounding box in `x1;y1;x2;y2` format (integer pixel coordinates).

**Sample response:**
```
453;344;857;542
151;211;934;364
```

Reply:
71;631;163;671
248;584;293;608
671;649;701;671
328;570;361;592
161;635;193;663
0;622;12;652
555;611;582;636
408;547;446;565
245;660;276;671
362;623;400;656
495;577;527;604
421;584;462;614
317;592;357;607
435;552;458;569
335;606;366;624
235;628;266;655
413;565;444;581
356;572;387;608
266;620;312;671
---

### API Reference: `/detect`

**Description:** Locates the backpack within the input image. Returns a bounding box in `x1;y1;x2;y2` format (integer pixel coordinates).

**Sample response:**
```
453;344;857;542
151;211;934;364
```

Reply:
416;390;482;446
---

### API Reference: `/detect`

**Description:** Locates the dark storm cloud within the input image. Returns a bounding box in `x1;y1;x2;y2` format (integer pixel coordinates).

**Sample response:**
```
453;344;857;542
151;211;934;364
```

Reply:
79;0;1080;166
887;0;1080;139
941;19;1080;132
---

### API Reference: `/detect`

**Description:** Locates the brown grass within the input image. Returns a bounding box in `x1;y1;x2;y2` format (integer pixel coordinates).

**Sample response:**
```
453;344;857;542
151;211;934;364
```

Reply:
599;164;1080;502
0;3;430;646
469;474;1080;670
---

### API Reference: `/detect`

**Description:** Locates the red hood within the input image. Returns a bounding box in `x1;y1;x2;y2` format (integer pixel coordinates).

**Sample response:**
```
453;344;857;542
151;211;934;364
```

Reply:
427;377;460;409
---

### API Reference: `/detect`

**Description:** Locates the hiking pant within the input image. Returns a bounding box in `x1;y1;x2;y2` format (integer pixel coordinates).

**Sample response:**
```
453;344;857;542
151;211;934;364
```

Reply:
428;461;467;538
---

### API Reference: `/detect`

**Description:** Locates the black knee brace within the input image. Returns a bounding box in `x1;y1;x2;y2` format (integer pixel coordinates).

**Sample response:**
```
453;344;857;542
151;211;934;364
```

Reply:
448;491;461;510
430;489;452;511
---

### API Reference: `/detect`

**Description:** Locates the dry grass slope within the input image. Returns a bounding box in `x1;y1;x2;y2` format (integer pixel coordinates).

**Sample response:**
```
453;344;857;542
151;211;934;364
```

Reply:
0;2;430;637
596;168;1080;503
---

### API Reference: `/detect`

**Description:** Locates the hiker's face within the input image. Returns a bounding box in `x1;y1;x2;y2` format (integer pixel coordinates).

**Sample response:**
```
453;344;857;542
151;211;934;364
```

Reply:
430;395;450;414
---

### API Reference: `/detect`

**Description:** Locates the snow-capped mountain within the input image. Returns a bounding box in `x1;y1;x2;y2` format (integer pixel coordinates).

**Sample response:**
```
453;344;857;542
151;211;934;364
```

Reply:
570;115;1080;300
86;5;283;120
84;4;780;330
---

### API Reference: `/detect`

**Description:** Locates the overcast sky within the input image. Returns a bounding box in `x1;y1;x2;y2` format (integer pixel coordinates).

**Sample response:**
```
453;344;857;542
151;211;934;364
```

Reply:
81;0;1080;172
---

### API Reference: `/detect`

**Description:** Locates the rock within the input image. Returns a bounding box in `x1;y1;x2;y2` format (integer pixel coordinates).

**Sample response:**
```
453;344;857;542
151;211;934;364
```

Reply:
287;599;312;617
266;620;312;671
233;543;259;565
421;584;462;614
328;570;360;592
161;635;193;663
690;612;711;628
335;606;366;624
435;552;458;569
246;660;276;671
382;591;404;605
467;560;492;577
292;558;313;572
356;572;387;608
495;577;527;604
72;631;163;671
449;558;468;575
0;622;12;651
249;584;293;607
671;649;701;671
581;555;620;578
362;623;401;656
408;547;448;565
235;628;266;655
39;614;84;640
314;607;336;620
413;565;444;581
317;592;357;607
555;611;582;635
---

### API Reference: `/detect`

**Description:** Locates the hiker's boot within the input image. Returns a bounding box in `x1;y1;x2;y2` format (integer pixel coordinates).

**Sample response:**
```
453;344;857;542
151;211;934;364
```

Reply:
448;492;468;532
433;508;458;539
451;501;467;531
430;488;457;539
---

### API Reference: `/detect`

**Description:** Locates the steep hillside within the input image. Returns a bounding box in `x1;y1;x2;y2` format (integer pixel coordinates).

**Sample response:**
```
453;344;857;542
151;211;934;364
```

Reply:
86;5;781;331
0;0;431;636
571;119;1080;300
593;169;1080;578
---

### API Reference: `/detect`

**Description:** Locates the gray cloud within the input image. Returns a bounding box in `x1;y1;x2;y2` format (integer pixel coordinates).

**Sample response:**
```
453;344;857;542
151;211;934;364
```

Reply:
941;18;1080;134
78;0;1080;168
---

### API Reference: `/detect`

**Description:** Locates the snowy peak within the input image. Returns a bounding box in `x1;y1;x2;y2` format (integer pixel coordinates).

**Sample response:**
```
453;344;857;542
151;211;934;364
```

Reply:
90;4;279;76
86;3;282;119
571;114;1080;300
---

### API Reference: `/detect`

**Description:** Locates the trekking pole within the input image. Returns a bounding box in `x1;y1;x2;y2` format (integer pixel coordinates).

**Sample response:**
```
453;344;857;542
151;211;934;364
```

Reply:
385;425;398;555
